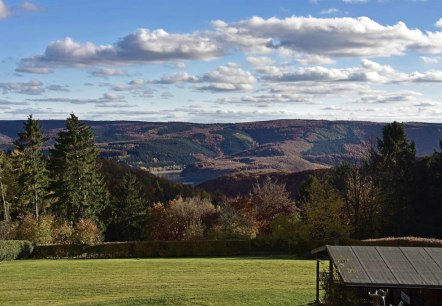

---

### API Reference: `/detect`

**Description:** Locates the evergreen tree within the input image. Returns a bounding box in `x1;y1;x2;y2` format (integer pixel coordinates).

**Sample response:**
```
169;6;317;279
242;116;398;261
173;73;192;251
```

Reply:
50;113;108;224
106;173;146;241
367;121;416;235
13;115;49;220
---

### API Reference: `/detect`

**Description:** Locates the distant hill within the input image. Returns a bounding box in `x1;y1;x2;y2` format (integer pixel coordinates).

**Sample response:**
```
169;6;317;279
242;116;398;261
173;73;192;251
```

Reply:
197;168;332;199
0;119;441;184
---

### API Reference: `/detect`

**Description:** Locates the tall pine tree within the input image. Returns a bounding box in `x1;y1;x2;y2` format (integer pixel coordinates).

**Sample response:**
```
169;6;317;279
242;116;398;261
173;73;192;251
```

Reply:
50;113;108;224
368;121;416;236
13;115;49;220
105;173;146;241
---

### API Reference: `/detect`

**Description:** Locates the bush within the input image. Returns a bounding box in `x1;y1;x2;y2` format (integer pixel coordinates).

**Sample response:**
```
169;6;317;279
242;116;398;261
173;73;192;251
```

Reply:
15;215;55;245
35;215;54;245
0;221;17;240
52;221;74;244
147;197;219;240
32;240;251;259
15;215;38;242
0;240;34;261
72;219;102;245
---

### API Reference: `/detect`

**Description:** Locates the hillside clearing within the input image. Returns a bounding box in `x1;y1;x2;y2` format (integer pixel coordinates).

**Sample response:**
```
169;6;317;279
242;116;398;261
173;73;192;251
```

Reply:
0;257;316;305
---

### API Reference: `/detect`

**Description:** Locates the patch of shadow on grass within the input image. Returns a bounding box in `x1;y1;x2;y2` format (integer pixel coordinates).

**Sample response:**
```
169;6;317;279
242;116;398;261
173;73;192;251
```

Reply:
224;255;302;261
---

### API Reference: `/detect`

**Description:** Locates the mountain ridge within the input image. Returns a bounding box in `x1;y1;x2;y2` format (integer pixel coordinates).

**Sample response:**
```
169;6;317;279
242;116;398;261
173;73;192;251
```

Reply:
0;119;441;184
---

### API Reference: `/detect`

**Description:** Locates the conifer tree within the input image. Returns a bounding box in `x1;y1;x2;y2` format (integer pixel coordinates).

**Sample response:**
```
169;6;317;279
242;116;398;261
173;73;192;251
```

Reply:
368;121;416;235
50;113;108;224
13;115;49;220
110;173;146;240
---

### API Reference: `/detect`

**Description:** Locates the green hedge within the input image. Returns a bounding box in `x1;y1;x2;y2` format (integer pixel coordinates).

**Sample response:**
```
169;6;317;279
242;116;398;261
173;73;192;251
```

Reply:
32;240;251;259
347;237;442;247
0;240;34;261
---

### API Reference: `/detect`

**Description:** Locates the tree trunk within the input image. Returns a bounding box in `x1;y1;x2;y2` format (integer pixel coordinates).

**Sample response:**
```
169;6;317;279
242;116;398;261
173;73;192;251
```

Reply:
0;178;7;221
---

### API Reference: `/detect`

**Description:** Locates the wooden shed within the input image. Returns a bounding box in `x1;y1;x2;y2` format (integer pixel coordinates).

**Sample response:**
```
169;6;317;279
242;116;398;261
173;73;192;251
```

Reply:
312;245;442;306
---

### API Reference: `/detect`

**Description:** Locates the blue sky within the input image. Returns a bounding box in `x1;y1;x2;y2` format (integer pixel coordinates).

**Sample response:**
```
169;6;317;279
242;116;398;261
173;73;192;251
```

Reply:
1;0;442;123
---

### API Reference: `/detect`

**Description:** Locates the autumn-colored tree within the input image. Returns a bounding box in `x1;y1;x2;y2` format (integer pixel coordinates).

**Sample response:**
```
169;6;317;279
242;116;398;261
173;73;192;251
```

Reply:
146;197;218;240
250;177;297;236
299;176;351;241
332;163;383;239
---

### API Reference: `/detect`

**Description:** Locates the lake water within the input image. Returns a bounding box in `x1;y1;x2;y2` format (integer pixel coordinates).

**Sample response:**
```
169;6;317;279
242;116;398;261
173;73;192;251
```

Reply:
153;171;196;185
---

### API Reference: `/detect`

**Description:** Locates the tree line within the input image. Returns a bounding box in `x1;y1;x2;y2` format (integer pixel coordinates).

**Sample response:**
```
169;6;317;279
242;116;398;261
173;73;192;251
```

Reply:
0;117;441;245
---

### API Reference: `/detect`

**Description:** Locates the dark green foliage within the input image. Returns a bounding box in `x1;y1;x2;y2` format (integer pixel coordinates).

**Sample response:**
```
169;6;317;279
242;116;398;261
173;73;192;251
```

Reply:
31;240;251;259
211;129;254;155
298;176;351;241
105;173;147;241
0;152;11;221
50;114;109;224
126;138;216;167
12;115;49;220
100;159;206;205
0;240;34;261
367;121;417;236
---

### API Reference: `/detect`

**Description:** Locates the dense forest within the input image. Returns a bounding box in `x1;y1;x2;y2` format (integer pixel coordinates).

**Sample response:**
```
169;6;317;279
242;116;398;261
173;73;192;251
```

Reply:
0;115;441;246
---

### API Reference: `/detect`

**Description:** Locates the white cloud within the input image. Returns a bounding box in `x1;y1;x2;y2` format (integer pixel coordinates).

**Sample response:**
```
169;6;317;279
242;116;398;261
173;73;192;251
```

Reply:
320;8;339;15
0;80;45;95
0;0;10;18
28;92;125;105
354;90;422;104
153;72;199;84
198;63;256;92
259;59;442;84
149;63;256;92
17;29;223;73
21;1;45;12
436;18;442;28
296;54;335;65
91;68;128;77
420;56;440;64
246;56;275;67
215;16;442;58
46;84;69;92
213;93;313;106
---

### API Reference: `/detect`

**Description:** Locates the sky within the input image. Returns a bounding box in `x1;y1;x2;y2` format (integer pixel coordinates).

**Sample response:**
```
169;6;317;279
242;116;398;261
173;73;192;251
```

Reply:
1;0;442;123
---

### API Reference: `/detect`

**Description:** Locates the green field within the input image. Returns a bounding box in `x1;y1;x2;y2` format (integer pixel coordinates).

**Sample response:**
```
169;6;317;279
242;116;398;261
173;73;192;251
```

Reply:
0;257;316;305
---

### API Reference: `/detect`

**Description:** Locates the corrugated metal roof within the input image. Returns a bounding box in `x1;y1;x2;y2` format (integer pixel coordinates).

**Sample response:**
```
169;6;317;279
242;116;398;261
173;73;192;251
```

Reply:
326;246;442;288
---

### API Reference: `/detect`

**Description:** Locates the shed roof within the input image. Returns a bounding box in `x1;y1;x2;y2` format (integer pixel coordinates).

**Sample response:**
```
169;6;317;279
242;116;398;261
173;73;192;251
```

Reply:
321;246;442;289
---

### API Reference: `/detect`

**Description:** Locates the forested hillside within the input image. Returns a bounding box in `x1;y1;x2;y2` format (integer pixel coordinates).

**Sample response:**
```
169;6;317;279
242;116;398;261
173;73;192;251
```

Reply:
1;119;441;184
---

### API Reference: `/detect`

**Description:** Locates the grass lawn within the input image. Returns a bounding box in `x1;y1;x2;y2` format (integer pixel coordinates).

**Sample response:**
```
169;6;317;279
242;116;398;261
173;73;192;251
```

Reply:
0;256;317;305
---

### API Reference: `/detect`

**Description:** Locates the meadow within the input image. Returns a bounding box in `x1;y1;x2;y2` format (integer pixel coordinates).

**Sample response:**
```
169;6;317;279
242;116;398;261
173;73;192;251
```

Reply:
0;257;316;305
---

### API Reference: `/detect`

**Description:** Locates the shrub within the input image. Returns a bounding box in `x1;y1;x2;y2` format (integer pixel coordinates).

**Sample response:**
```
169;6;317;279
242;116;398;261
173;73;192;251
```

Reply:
14;215;55;245
52;221;74;244
209;200;257;240
32;240;251;259
0;240;34;261
147;197;219;240
183;221;205;240
72;218;102;245
271;214;311;246
35;215;54;245
0;221;17;240
15;215;38;242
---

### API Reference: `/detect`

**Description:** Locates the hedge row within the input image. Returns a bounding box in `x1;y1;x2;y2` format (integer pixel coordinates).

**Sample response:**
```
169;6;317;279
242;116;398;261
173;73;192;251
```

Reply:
32;240;251;259
347;236;442;247
0;240;34;261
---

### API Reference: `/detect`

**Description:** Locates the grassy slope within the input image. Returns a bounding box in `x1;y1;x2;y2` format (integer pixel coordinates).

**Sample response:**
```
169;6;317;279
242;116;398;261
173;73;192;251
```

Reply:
0;257;316;305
